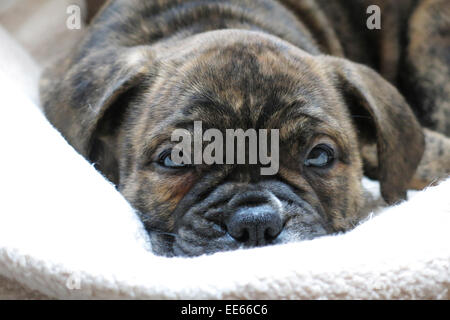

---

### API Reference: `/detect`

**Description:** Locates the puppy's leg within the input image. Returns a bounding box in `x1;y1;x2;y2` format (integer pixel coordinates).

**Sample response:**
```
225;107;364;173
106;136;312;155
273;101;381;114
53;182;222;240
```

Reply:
362;129;450;190
409;129;450;189
400;0;450;136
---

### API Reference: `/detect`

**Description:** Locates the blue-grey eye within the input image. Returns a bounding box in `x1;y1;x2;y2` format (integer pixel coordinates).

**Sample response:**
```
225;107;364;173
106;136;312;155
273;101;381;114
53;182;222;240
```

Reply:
305;144;335;168
158;149;188;169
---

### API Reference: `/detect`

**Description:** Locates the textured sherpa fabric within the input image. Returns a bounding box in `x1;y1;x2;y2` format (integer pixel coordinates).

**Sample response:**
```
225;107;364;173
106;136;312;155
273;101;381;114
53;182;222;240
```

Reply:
0;13;449;300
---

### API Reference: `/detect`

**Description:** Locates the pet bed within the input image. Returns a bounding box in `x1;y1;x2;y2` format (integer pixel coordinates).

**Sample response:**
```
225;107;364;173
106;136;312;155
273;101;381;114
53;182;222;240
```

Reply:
0;18;449;300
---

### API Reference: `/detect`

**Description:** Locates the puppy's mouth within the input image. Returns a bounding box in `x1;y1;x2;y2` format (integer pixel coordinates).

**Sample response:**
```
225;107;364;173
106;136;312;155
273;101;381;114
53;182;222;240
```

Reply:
150;180;330;257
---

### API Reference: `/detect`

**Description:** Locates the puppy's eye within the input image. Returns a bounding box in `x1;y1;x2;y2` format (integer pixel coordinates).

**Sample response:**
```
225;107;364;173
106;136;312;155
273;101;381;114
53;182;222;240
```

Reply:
158;149;188;169
304;144;335;168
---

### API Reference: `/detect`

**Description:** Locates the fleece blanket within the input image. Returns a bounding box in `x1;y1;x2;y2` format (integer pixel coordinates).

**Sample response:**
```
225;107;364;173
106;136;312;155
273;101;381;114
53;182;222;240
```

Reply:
0;15;449;300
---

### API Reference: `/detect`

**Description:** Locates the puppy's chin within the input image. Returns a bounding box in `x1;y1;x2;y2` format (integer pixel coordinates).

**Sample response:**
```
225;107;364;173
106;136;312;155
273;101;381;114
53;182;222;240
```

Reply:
149;180;331;257
151;222;329;257
172;227;329;257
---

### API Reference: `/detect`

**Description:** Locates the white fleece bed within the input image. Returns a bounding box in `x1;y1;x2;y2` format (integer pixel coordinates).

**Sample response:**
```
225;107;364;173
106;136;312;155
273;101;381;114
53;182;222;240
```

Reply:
0;25;449;300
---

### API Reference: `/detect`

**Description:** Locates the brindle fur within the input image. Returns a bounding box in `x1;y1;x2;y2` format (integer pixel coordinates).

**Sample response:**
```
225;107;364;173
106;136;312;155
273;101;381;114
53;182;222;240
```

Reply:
40;0;449;256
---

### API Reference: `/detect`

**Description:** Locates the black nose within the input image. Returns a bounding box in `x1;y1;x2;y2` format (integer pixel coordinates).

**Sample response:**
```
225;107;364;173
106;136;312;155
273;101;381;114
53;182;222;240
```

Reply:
226;205;282;246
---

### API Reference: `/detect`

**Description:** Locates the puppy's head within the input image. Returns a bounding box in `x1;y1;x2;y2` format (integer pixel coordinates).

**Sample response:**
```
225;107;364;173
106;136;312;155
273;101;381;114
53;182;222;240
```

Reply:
41;30;424;256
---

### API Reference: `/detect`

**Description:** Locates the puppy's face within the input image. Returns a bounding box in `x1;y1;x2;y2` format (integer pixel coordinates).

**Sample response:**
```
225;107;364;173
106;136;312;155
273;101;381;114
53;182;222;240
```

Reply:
117;32;364;256
41;31;424;256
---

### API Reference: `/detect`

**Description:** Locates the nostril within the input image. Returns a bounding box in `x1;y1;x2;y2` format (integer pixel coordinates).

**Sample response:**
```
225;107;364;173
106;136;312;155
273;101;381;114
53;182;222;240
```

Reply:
264;227;279;241
226;205;283;246
235;229;250;243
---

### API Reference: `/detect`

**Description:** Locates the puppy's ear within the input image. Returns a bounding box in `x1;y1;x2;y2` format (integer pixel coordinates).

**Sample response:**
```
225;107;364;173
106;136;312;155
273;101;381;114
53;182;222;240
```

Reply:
322;57;425;204
40;47;154;184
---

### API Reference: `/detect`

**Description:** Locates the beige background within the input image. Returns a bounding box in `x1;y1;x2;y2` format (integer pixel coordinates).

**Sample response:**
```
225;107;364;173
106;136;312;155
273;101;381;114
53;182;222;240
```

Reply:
0;0;88;67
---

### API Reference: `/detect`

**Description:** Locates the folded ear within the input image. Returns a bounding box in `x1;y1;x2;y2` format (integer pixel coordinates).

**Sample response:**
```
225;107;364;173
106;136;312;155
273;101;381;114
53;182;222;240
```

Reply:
321;56;425;204
40;47;154;183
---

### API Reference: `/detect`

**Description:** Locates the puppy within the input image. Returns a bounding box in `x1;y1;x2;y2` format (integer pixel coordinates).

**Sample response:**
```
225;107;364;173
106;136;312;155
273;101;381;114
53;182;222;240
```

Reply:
40;0;449;256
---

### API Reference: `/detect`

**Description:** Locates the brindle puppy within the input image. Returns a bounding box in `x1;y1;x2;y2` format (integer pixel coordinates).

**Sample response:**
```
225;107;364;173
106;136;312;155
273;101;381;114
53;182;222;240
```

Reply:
40;0;449;256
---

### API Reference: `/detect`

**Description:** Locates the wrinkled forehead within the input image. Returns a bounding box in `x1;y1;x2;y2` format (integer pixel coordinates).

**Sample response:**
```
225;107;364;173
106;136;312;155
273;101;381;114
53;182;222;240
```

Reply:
165;30;321;86
141;30;355;147
170;33;349;125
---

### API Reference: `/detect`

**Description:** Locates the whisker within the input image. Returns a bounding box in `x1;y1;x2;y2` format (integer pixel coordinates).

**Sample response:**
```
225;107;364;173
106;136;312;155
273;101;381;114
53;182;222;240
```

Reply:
146;228;179;238
351;115;372;120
